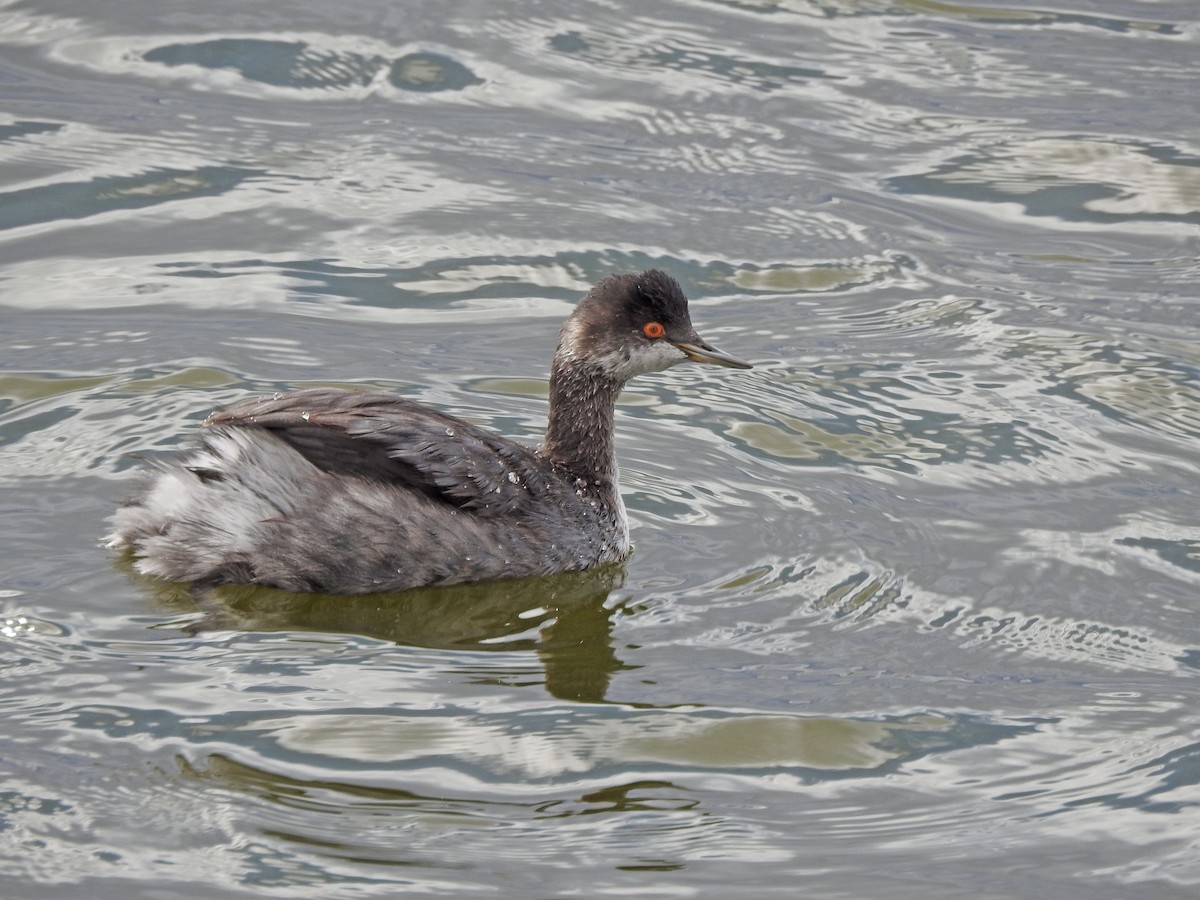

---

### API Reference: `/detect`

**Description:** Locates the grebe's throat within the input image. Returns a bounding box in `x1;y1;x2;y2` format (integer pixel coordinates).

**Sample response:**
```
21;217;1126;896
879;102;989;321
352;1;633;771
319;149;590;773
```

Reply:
541;352;622;484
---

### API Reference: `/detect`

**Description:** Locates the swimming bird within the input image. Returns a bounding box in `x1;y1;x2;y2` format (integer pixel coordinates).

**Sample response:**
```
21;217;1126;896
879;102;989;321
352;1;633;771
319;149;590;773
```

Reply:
109;269;751;594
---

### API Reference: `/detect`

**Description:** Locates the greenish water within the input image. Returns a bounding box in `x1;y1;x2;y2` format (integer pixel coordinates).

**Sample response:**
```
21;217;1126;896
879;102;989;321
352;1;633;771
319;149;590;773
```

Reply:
1;1;1198;897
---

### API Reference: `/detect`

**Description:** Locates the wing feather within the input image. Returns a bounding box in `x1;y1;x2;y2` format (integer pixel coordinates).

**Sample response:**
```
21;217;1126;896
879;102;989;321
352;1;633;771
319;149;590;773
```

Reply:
204;388;550;516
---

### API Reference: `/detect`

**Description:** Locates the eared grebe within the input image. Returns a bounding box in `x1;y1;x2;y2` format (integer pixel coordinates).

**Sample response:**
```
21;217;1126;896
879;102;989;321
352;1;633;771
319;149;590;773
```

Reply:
109;269;751;594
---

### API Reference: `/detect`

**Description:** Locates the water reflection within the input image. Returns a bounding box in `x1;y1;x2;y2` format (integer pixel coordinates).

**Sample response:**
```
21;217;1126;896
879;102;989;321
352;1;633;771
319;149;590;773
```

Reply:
889;137;1200;226
143;39;483;94
193;708;1029;786
4;0;1200;892
0;166;262;233
135;563;631;704
546;25;829;92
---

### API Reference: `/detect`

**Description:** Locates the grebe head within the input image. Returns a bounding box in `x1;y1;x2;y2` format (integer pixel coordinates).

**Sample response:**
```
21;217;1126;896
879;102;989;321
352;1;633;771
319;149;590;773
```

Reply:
555;269;752;383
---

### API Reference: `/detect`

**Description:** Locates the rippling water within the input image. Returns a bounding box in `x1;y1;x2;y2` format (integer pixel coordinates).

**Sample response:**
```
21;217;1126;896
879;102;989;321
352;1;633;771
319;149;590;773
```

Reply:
2;0;1198;896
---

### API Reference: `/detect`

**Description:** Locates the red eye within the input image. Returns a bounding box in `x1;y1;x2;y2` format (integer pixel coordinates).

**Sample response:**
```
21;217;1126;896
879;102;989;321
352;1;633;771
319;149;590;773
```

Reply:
643;321;665;339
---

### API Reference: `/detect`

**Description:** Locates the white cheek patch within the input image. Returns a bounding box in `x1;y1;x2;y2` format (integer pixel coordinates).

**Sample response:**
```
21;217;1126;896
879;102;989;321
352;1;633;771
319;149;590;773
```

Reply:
558;313;689;383
614;340;691;379
596;341;688;381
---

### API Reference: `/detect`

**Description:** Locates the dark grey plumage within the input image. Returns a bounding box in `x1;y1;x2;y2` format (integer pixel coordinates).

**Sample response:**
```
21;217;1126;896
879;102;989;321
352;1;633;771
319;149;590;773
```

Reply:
109;269;751;594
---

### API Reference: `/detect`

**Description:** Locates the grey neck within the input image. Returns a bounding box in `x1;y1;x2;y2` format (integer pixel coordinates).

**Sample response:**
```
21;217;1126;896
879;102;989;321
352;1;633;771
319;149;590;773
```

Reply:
541;355;623;486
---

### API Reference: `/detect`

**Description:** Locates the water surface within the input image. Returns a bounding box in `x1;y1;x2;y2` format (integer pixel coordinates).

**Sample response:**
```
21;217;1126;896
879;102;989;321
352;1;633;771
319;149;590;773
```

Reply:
1;0;1198;896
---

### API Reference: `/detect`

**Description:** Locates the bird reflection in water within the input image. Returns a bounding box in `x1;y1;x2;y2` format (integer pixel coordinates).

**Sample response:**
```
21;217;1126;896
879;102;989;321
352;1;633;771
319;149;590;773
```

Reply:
129;561;632;704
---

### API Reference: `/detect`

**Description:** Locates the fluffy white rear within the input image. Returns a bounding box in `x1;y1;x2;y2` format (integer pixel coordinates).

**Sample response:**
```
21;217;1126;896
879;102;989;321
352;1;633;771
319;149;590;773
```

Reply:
108;429;317;581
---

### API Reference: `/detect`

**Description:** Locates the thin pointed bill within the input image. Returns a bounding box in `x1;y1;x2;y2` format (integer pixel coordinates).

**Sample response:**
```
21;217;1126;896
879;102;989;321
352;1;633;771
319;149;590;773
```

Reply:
673;339;753;370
